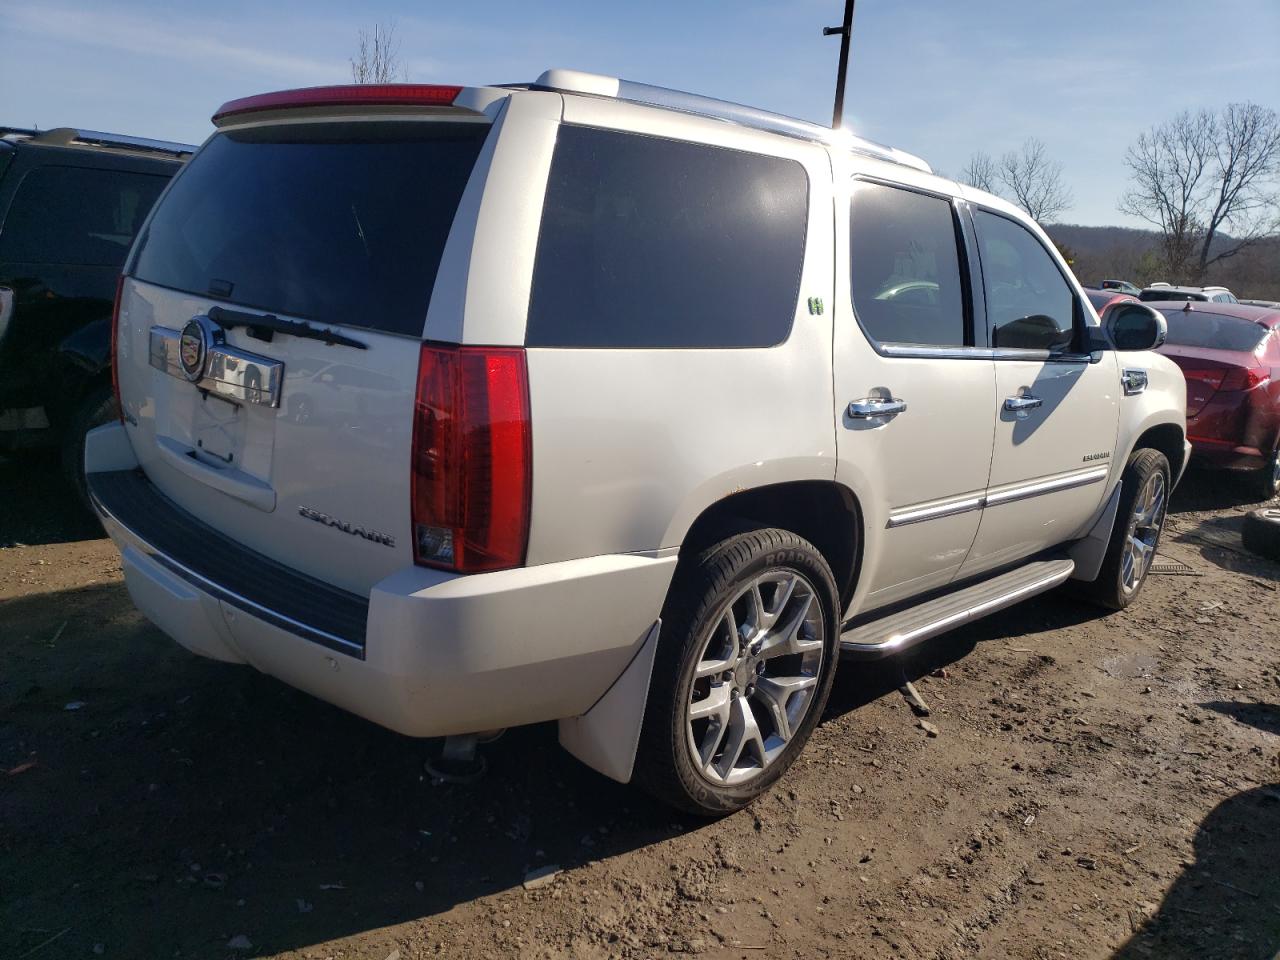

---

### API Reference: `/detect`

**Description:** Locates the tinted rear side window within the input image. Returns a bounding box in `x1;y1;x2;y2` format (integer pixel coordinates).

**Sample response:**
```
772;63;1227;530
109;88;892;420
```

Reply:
0;165;168;266
849;181;967;347
527;126;809;348
132;121;487;337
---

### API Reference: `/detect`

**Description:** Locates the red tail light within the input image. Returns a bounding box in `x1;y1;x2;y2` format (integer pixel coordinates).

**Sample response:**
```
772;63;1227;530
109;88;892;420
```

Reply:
411;344;531;573
110;275;125;424
1220;366;1269;391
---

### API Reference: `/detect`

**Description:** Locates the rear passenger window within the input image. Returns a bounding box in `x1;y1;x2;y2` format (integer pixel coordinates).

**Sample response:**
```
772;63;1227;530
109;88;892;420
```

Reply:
0;166;167;266
527;126;809;348
849;181;967;347
973;210;1078;352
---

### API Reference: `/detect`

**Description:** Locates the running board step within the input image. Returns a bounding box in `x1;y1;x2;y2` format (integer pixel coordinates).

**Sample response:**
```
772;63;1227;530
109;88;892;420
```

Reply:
840;558;1075;658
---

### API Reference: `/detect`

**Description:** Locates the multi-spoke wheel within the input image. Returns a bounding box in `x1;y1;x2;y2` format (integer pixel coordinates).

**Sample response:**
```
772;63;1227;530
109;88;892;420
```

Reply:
686;571;824;785
634;527;840;816
1077;448;1171;610
1120;468;1166;596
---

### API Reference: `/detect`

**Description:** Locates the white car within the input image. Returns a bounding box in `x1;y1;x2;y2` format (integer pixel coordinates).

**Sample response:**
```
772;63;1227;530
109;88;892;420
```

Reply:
88;70;1189;815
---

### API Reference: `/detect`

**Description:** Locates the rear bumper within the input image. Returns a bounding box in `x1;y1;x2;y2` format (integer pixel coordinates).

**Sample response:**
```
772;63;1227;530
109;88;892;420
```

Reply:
1188;435;1268;472
86;424;677;739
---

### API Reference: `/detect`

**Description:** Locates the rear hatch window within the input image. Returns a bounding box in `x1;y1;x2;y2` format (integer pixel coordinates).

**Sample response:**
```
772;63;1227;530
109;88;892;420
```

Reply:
130;121;488;337
1161;311;1269;352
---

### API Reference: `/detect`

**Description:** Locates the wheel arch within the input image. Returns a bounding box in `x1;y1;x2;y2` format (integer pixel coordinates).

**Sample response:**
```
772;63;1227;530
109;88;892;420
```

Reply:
1127;421;1186;482
676;480;863;615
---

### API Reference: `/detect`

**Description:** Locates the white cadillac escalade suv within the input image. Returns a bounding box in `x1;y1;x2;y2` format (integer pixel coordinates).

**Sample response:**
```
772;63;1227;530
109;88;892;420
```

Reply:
88;70;1189;816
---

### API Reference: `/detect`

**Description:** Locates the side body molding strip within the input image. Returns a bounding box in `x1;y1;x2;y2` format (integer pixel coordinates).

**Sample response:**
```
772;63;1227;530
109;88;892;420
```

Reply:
886;467;1109;528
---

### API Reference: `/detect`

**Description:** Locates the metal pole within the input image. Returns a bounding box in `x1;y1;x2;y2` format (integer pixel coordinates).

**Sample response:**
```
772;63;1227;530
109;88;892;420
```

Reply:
822;0;856;129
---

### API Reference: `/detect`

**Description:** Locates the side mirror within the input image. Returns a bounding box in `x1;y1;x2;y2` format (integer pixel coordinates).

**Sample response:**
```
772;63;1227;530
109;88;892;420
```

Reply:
1103;302;1167;351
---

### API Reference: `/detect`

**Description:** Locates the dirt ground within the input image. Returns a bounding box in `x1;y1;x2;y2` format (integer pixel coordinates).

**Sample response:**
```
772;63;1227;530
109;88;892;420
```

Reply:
2;452;1278;960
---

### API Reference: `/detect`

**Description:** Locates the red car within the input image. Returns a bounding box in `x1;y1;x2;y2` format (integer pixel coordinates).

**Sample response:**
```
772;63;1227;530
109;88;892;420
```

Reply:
1085;288;1138;315
1152;301;1280;499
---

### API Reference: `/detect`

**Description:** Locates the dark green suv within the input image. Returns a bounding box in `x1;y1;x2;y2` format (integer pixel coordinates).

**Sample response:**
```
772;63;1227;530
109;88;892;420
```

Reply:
0;127;191;503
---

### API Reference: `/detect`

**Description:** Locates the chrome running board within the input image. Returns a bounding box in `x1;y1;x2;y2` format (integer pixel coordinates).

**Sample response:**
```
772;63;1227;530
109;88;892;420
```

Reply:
840;558;1076;658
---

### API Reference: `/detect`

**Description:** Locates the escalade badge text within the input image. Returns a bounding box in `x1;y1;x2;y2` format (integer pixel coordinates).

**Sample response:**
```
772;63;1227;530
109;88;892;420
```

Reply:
299;505;396;547
1082;451;1111;462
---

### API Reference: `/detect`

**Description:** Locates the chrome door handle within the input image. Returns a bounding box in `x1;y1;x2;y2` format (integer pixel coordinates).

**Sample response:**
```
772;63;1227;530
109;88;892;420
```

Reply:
1003;394;1043;418
848;397;908;419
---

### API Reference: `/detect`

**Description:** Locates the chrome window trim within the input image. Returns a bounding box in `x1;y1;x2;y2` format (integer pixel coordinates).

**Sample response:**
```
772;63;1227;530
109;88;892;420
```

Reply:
91;487;366;658
880;344;990;361
887;467;1109;527
878;344;1092;363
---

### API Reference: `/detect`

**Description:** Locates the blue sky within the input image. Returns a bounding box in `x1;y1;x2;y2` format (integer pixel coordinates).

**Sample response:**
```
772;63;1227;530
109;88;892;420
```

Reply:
2;0;1276;226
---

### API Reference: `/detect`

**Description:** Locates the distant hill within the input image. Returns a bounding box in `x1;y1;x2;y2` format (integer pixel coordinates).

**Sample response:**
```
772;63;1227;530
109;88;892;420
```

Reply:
1043;224;1280;300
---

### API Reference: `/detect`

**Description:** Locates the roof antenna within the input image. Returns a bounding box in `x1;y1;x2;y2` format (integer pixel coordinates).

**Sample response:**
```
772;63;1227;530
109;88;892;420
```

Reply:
823;0;856;129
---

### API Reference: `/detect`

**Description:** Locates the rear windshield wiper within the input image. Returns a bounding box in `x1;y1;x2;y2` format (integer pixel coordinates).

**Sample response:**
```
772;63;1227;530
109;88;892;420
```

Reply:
207;306;368;350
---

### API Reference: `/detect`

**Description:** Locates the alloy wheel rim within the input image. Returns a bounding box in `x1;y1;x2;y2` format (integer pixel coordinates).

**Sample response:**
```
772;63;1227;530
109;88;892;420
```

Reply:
685;570;825;786
1121;471;1167;594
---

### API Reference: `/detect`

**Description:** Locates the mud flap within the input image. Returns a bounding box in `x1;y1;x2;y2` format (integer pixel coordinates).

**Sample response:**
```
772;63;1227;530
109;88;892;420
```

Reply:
1068;480;1122;582
558;619;661;783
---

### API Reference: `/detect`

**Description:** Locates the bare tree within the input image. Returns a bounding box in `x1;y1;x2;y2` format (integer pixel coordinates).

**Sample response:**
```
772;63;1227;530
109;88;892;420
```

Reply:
351;22;407;84
959;152;999;193
997;138;1073;224
1120;103;1280;282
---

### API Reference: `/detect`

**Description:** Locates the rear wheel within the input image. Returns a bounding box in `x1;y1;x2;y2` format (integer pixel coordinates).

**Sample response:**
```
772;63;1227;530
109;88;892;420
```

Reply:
60;383;116;514
1247;448;1280;503
634;528;840;816
1077;448;1170;610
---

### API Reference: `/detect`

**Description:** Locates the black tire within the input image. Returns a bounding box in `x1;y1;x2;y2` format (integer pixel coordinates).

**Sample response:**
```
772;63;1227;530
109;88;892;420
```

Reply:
1246;449;1280;503
1076;448;1171;611
1242;508;1280;563
60;383;117;514
634;527;841;817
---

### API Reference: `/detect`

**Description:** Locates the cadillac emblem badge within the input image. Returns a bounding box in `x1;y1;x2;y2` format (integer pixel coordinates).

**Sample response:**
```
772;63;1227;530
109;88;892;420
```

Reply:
179;317;210;381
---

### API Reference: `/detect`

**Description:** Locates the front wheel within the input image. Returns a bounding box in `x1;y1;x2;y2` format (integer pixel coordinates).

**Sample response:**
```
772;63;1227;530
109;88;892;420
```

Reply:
634;528;840;816
1077;448;1171;610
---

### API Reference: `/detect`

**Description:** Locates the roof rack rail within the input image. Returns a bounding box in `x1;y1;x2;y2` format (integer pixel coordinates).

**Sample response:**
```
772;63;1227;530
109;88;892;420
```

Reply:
0;127;40;141
26;127;195;157
532;69;931;174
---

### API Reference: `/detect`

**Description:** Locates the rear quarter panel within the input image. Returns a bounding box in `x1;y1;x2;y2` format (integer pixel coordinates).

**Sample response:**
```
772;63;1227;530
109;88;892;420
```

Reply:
503;100;839;564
